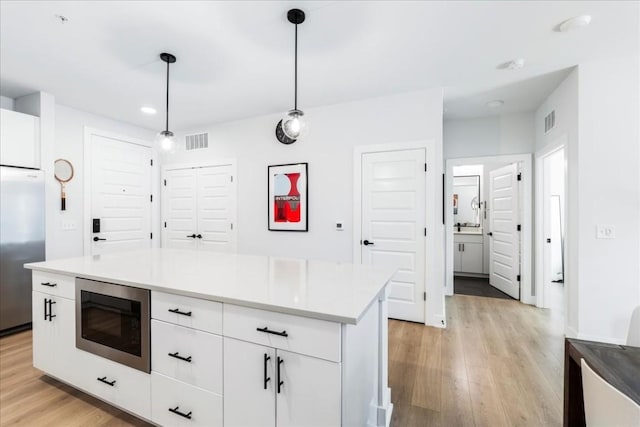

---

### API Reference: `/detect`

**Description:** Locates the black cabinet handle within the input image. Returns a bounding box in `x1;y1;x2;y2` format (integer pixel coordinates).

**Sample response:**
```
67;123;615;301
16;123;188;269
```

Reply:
168;352;192;363
97;376;116;386
169;406;192;420
264;353;271;389
40;282;57;287
93;237;107;242
277;356;284;394
48;300;56;321
362;239;374;246
186;234;196;238
168;308;192;317
256;327;288;337
196;234;202;239
44;298;48;321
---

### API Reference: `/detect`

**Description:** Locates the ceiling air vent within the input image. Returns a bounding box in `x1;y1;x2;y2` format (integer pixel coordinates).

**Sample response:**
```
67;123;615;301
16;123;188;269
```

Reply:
185;132;209;151
544;110;555;133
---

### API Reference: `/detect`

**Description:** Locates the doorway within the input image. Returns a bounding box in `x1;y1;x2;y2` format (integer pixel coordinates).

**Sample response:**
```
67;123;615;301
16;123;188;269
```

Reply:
83;128;155;255
536;143;566;312
445;154;533;303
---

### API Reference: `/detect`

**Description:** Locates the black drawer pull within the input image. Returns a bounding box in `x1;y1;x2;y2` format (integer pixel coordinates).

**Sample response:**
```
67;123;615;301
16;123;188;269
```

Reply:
97;376;116;386
48;300;56;321
168;352;192;363
277;357;284;394
41;282;57;287
169;406;192;419
168;308;192;317
256;327;288;337
264;353;271;389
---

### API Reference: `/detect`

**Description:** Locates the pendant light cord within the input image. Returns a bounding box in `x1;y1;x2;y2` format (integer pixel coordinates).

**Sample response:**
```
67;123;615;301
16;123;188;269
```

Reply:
165;58;170;132
294;23;298;111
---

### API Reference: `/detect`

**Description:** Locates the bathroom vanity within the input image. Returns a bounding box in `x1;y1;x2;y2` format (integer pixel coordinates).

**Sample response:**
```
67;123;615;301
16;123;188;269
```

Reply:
26;248;395;427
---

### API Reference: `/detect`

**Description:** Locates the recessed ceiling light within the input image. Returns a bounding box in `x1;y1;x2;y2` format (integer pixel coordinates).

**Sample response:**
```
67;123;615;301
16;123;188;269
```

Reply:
486;100;504;108
140;106;157;115
557;15;592;32
497;58;525;70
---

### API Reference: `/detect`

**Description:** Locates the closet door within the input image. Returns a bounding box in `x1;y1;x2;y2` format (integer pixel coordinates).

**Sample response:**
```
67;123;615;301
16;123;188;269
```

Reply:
163;169;198;249
196;166;236;252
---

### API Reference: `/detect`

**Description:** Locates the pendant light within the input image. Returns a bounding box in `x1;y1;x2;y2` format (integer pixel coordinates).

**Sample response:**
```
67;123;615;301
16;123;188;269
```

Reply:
276;9;307;144
156;52;177;151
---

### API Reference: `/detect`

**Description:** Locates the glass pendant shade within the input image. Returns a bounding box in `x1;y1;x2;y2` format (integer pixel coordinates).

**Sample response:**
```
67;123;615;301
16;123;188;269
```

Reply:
156;130;175;151
281;109;307;139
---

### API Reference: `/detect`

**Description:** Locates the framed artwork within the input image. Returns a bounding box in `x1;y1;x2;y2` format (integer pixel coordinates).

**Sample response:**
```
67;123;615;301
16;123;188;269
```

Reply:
268;163;308;232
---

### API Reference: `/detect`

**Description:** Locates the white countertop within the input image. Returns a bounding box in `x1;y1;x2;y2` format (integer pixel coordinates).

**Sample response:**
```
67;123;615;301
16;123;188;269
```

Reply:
26;248;395;325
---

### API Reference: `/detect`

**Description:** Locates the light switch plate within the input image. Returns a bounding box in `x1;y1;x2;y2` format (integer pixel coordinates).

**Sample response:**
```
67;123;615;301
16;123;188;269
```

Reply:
62;220;77;231
336;221;344;231
596;224;615;239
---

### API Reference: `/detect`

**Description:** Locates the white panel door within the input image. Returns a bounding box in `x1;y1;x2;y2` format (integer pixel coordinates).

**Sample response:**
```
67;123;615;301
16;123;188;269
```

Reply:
163;169;198;249
223;338;275;427
361;149;426;323
91;135;151;255
275;349;341;427
489;163;520;299
196;166;236;252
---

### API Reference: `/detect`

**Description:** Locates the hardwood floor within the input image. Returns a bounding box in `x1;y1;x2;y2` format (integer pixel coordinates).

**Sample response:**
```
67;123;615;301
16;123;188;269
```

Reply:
0;295;564;426
390;295;565;427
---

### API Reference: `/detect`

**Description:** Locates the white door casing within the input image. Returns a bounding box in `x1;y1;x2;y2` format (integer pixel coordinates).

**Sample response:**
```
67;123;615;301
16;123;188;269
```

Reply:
89;133;152;255
162;162;237;252
489;163;520;299
360;149;426;323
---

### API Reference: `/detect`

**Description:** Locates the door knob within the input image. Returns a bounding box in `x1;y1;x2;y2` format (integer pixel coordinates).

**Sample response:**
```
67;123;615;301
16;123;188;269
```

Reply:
487;232;493;236
93;237;106;242
186;234;196;238
196;234;202;239
362;240;374;246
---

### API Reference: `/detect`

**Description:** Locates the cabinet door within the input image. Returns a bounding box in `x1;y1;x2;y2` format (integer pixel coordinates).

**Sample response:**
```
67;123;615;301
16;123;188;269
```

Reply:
453;244;462;271
224;338;275;427
32;292;76;380
461;242;483;274
276;350;341;427
0;109;39;169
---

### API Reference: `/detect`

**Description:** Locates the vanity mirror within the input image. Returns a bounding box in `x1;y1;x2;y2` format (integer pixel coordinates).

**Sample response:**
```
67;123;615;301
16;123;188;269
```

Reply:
453;175;480;226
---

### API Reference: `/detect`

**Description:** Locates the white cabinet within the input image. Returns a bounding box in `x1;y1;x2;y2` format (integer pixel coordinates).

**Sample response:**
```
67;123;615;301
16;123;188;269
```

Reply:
454;234;484;274
152;291;223;334
0;109;40;169
223;338;341;427
32;291;76;380
162;165;236;252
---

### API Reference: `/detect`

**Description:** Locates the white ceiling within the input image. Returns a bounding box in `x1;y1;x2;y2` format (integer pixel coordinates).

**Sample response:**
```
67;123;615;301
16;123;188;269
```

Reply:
1;1;638;130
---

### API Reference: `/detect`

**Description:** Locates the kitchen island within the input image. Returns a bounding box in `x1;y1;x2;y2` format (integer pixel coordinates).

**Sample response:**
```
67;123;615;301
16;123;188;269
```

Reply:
26;248;395;427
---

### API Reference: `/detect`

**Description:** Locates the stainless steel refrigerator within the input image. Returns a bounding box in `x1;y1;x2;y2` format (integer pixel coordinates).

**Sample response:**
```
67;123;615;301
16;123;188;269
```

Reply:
0;166;45;333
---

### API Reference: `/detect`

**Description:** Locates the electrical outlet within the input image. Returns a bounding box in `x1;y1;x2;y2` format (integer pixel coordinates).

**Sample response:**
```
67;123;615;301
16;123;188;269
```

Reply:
336;221;344;231
596;224;615;239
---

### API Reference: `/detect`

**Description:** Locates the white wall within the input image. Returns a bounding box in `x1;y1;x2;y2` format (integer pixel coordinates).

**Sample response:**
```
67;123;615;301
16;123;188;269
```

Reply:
50;104;157;260
0;95;14;110
165;88;445;325
536;55;640;344
444;112;535;159
576;55;640;343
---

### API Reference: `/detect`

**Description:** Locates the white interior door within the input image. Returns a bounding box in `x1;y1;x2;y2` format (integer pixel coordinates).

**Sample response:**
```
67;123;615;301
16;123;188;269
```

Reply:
196;166;236;252
91;134;151;255
361;149;426;323
163;169;198;249
489;163;520;299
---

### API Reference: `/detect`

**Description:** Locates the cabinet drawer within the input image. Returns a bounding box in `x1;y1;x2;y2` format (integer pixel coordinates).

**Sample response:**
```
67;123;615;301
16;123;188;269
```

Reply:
32;271;75;299
152;291;222;334
151;372;222;427
151;320;223;394
223;304;341;362
74;350;151;419
453;233;483;244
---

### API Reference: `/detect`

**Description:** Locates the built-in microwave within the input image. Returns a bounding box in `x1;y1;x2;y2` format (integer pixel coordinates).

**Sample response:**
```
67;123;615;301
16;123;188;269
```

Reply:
76;278;150;373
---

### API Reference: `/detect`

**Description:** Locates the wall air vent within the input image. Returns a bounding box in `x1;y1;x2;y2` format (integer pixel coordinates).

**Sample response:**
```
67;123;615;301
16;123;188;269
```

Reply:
544;110;555;133
185;132;209;151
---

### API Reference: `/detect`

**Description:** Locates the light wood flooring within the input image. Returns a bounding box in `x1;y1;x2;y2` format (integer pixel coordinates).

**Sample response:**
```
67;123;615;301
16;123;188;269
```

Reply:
0;295;565;426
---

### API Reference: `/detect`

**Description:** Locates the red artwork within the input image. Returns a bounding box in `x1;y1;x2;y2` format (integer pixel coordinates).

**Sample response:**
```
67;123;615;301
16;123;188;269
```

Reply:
274;173;301;223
